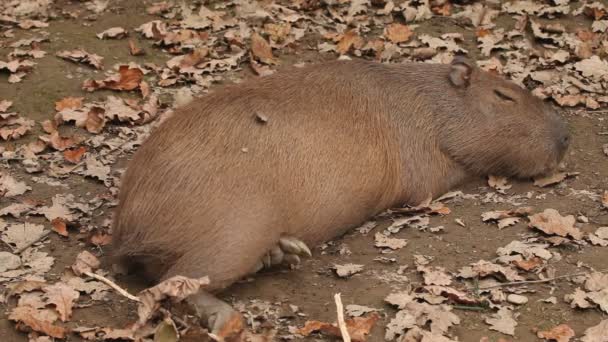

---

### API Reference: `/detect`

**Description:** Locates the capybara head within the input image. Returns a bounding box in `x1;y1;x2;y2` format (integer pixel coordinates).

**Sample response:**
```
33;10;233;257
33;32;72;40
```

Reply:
435;56;570;178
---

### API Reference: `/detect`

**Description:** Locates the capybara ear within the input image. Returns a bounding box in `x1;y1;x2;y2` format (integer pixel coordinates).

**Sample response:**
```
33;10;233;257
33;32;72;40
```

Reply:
449;55;473;88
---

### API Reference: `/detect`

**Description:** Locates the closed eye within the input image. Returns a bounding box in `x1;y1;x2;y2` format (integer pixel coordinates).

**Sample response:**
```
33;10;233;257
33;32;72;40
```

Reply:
494;89;516;102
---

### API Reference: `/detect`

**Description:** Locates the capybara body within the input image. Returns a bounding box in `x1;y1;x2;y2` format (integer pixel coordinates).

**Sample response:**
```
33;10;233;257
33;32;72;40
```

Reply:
111;58;569;292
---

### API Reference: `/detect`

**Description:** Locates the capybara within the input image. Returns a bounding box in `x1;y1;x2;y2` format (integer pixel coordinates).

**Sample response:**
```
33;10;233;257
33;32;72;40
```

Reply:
110;56;570;335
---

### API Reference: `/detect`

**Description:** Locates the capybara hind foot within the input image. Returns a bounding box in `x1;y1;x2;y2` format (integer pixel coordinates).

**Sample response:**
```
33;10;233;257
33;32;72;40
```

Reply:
187;291;244;338
253;236;312;273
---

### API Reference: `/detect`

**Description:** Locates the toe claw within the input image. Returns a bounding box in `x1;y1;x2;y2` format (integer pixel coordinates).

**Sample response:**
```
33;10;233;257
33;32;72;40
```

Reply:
279;237;301;255
295;240;312;257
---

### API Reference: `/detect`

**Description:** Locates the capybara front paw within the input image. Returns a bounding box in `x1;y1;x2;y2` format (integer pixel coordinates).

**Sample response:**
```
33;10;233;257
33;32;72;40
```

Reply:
254;236;312;273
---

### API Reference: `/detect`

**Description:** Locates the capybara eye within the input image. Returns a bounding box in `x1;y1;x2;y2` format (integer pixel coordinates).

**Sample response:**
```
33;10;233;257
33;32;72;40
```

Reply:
494;89;515;102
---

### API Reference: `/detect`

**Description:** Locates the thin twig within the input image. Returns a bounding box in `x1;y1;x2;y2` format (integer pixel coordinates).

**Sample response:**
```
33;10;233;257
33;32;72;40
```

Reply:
334;293;351;342
475;268;608;290
15;230;50;254
159;308;190;330
83;270;141;302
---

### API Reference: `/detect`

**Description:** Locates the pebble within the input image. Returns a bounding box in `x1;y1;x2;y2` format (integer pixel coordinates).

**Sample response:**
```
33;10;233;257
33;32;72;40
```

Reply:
507;294;529;305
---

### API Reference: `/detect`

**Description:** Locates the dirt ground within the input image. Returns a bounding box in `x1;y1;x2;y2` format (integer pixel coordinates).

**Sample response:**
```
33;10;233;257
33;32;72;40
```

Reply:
1;1;608;341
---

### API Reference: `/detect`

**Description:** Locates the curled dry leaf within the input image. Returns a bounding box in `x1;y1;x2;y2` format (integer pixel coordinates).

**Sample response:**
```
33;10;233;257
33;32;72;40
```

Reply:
528;209;583;240
55;105;106;134
488;175;511;194
8;306;67;338
56;49;103;69
296;312;379;342
43;282;79;322
71;250;101;276
537;324;575;342
0;113;35;141
96;27;127;39
51;218;68;237
250;32;278;65
534;172;579;187
83;65;144;92
128;39;145;56
136;275;210;326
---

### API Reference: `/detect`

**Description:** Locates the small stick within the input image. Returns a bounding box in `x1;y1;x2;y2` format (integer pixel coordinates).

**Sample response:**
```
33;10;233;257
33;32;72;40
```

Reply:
475;269;608;290
334;293;351;342
83;270;141;302
15;230;50;254
159;308;190;330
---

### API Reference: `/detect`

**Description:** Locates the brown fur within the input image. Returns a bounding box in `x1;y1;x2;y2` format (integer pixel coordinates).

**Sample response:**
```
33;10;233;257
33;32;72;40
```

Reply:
110;58;569;292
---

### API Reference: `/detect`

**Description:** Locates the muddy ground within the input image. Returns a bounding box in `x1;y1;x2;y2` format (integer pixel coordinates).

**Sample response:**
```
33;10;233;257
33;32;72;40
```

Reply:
1;0;608;341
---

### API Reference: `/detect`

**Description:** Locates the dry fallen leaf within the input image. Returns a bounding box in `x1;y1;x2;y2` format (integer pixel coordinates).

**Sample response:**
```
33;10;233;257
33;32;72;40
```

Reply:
1;222;46;251
8;306;67;338
333;263;364;278
384;23;413;43
71;251;101;276
63;146;87;164
43;282;79;322
0;100;12;112
83;65;144;92
537;323;575;342
51;218;68;237
1;172;32;197
296;312;379;342
485;307;517;336
581;319;608;342
250;32;278;65
136;275;210;326
1;113;35;141
374;232;407;250
417;266;453;286
55;97;84;111
565;288;593;310
336;30;364;55
97;27;127;39
534;172;578;187
528;209;583;240
458;260;524;281
128;39;145;56
56;49;103;69
488;175;511;194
